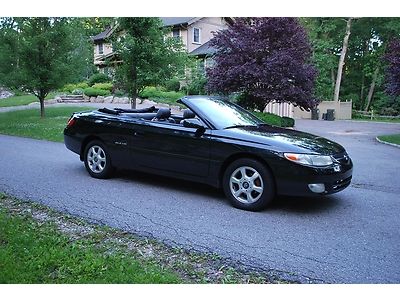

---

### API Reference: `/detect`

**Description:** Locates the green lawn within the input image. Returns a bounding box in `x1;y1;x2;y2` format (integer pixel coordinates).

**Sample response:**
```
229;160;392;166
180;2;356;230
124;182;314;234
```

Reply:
0;195;180;283
0;106;92;142
378;134;400;145
0;93;56;108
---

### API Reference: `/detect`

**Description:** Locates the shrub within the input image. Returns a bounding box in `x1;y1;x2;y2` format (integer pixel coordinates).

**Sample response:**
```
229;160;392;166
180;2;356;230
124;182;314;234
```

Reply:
139;86;184;103
252;111;282;126
113;89;126;97
88;73;111;86
252;111;295;127
281;116;295;127
75;82;89;89
165;79;180;92
92;82;113;91
186;75;207;95
60;82;88;93
380;107;399;116
71;89;84;95
83;87;110;97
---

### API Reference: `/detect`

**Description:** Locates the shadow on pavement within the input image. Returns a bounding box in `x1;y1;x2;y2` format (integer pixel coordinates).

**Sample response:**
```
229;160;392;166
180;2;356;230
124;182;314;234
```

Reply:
115;168;226;200
72;164;342;213
270;194;341;214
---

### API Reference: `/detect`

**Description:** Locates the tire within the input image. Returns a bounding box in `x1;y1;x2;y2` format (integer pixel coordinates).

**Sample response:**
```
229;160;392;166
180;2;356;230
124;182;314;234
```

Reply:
83;140;113;179
222;158;275;211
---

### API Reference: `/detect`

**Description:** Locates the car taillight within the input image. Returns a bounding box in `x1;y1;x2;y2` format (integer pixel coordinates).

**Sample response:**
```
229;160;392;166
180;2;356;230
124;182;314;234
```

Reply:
67;117;76;128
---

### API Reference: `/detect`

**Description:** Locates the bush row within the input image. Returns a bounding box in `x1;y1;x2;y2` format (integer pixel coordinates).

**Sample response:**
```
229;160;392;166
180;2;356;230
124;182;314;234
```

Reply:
83;88;111;97
139;86;185;103
252;111;295;127
60;82;89;93
60;73;112;94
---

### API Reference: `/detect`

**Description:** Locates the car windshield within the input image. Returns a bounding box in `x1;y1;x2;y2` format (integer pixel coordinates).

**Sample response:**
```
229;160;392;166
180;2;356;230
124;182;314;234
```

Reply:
185;97;264;129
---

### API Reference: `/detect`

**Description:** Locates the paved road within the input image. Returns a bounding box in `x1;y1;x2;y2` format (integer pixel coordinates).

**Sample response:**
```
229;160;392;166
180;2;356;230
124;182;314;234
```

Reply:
0;119;399;283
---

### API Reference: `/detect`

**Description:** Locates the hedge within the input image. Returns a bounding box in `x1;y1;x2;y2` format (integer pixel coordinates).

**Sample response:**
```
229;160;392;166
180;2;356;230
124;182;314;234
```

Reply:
139;86;184;103
165;79;180;92
92;82;113;91
252;111;295;127
83;87;111;97
60;82;89;93
88;73;111;86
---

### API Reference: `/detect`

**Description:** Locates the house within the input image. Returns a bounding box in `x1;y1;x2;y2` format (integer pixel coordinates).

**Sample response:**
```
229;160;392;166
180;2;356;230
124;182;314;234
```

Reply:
92;17;231;74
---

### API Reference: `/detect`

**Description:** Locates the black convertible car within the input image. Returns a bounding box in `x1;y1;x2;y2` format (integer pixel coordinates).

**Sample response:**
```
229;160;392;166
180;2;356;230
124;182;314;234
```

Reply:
64;96;353;211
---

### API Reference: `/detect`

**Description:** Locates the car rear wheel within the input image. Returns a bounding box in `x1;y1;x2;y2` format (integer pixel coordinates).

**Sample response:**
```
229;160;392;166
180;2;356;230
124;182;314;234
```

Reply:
223;158;275;211
84;140;113;179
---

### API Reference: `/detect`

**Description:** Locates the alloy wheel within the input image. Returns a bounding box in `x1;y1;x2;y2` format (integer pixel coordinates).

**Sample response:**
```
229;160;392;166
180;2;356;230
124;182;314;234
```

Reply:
229;166;264;204
87;145;106;174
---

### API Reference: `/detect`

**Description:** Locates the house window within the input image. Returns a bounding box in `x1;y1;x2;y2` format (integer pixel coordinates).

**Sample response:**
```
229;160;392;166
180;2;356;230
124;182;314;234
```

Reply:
98;43;103;55
172;28;180;39
193;28;201;44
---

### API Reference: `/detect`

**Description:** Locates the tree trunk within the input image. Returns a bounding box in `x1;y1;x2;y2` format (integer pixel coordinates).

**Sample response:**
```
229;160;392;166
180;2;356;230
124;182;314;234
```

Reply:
364;67;379;112
130;89;138;109
130;64;137;109
331;68;336;100
359;40;370;110
333;18;352;104
360;73;365;110
39;98;45;118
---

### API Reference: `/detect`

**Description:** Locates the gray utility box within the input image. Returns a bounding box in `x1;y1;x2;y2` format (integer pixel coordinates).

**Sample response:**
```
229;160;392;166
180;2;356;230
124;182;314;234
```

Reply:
311;108;320;120
326;109;335;121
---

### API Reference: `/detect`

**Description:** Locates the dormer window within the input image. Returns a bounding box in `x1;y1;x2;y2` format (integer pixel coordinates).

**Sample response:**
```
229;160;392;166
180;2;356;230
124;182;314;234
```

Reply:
193;27;201;44
98;43;104;55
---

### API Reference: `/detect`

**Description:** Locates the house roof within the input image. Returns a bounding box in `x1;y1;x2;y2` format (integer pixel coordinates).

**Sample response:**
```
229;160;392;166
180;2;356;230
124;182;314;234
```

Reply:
91;26;114;42
92;18;197;42
160;17;197;27
189;40;216;57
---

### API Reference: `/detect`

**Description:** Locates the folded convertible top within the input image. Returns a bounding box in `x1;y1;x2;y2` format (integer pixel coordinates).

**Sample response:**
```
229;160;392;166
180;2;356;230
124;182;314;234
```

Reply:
98;106;157;115
114;106;156;113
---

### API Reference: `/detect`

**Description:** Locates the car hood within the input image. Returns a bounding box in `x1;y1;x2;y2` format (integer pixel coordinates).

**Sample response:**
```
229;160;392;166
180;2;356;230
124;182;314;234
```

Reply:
216;125;345;155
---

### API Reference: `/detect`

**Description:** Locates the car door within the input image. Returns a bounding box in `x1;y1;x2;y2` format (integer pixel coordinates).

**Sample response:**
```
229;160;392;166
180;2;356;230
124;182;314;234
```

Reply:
129;120;211;178
97;117;139;169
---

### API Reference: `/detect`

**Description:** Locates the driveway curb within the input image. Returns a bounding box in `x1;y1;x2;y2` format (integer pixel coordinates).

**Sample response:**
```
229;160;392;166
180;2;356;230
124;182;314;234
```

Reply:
376;137;400;149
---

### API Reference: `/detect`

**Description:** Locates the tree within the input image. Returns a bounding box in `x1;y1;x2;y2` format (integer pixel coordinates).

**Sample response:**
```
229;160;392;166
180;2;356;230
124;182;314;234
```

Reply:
73;17;115;80
333;18;352;104
111;17;188;109
384;38;400;103
0;17;79;117
206;17;318;111
301;18;346;101
305;18;400;112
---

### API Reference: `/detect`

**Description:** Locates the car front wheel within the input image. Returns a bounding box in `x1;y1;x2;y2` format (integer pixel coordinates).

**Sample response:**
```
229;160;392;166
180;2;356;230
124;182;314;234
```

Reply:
84;140;113;179
223;158;275;211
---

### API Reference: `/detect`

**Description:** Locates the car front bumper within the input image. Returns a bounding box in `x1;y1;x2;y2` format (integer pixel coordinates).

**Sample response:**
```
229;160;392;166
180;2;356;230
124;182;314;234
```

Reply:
270;156;353;197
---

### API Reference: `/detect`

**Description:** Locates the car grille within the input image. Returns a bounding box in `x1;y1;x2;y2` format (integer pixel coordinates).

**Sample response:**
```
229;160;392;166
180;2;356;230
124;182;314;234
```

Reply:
333;152;351;165
332;176;352;191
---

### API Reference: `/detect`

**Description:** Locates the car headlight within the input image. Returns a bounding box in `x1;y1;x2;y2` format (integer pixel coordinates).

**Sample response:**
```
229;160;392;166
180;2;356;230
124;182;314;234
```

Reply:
283;153;334;167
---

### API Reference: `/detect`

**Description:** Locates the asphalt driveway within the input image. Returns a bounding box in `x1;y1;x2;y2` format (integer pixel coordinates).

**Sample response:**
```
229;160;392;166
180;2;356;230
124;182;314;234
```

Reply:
0;119;399;283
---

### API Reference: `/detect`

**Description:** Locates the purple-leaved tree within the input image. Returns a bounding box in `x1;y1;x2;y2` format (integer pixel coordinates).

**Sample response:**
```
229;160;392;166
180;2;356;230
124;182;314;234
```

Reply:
206;18;319;111
385;38;400;98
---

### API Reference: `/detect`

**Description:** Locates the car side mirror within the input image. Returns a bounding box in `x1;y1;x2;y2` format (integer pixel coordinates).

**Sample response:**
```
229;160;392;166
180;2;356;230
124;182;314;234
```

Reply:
183;118;206;137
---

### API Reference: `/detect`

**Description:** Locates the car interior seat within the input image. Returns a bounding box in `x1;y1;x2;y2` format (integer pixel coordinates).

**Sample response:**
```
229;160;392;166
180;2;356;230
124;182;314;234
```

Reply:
152;108;175;123
180;109;196;124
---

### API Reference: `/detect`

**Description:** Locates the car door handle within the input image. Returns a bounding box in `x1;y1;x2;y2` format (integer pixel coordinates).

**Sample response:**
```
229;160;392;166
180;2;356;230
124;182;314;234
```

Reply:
133;130;143;137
